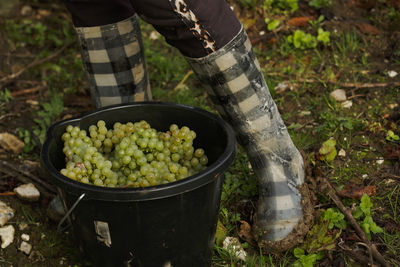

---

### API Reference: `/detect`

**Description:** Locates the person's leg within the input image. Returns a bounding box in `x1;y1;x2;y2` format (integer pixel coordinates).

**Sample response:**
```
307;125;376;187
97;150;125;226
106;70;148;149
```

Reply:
130;0;311;250
63;0;152;108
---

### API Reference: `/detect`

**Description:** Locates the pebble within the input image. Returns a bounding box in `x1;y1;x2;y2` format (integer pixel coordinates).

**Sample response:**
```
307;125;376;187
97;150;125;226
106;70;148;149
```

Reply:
0;201;14;226
19;241;32;255
14;183;40;202
338;149;346;157
330;89;347;102
21;233;30;241
341;100;353;108
19;222;28;231
222;236;247;261
387;70;398;78
0;225;15;249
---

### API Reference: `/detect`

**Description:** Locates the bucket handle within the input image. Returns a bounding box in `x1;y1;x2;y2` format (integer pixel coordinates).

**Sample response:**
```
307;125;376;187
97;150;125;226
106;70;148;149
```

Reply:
57;193;86;232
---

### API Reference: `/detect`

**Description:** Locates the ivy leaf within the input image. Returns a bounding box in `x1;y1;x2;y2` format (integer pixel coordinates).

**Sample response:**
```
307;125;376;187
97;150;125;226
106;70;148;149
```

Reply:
267;19;280;31
318;138;337;162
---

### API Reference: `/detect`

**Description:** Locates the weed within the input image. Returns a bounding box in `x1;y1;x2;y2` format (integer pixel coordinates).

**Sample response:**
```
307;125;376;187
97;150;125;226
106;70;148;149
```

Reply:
293;248;324;267
264;0;299;12
386;130;400;142
353;194;384;239
322;208;347;229
19;93;64;152
0;89;12;103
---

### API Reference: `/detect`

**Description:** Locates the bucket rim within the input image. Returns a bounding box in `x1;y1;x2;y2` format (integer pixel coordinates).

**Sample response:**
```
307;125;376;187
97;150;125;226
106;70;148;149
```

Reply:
41;101;236;201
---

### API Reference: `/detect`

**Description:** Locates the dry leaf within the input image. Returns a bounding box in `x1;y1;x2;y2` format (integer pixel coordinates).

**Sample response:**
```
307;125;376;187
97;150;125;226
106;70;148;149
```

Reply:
287;16;315;27
337;184;376;199
238;220;256;246
356;23;380;35
0;133;24;154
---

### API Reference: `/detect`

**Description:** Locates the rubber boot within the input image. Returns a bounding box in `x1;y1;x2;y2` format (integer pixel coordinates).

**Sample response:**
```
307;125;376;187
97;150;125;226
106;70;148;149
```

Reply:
186;27;312;251
75;14;152;108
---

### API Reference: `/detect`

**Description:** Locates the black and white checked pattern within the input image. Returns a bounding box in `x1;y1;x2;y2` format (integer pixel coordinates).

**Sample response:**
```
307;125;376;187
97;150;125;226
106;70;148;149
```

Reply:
186;27;304;241
76;15;152;108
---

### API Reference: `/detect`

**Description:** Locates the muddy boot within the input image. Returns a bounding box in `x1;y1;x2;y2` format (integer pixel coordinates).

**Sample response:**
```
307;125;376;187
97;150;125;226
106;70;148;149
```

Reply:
186;26;312;251
75;14;152;108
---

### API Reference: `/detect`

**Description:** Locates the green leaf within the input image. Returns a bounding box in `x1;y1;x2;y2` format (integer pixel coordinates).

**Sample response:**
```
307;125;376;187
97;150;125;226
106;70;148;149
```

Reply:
319;138;337;162
370;222;383;234
360;194;372;216
267;19;280;30
317;28;330;45
294;247;305;258
352;206;363;219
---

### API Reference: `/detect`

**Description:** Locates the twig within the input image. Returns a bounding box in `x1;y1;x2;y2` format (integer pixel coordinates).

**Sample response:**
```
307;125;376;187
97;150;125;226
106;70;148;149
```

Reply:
0;192;16;196
382;173;400;179
264;72;400;89
10;85;43;97
169;70;194;95
322;177;390;267
0;113;17;122
0;159;56;196
0;41;74;85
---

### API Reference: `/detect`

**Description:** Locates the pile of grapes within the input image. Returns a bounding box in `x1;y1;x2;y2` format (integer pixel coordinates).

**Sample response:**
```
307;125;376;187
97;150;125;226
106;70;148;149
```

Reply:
60;120;208;188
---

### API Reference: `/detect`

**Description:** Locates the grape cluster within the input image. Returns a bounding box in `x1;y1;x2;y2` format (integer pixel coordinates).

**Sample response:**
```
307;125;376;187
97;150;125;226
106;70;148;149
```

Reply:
60;120;208;188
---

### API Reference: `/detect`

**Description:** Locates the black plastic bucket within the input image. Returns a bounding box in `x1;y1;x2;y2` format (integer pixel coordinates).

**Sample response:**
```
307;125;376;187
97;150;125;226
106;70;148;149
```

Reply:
41;102;236;267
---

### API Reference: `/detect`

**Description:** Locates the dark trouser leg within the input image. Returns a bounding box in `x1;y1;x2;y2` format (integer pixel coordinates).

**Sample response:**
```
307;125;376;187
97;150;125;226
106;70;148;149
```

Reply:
63;0;152;108
129;0;309;247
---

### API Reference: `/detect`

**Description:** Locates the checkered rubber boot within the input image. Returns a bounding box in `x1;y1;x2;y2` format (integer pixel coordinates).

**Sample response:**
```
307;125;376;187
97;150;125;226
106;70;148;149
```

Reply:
186;27;308;245
75;14;152;108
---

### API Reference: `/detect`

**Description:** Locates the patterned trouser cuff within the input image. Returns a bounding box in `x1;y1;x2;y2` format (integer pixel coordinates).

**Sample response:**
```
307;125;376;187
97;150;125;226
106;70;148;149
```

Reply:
186;26;304;241
75;14;152;108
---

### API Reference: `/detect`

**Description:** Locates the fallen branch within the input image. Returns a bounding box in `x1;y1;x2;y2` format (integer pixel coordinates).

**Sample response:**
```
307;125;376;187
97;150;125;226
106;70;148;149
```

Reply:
0;159;56;197
10;85;43;97
322;178;389;267
265;72;400;89
382;173;400;180
0;192;16;196
169;70;193;95
0;41;74;85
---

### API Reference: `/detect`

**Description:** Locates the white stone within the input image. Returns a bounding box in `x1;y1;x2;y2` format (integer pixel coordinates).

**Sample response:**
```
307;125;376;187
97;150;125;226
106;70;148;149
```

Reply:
388;103;398;109
19;241;32;255
388;70;398;78
341;100;353;108
274;81;293;94
222;236;247;261
362;174;368;179
338;149;346;157
0;225;14;248
330;89;347;102
299;110;311;116
376;159;384;165
149;31;159;40
21;233;29;241
20;5;32;16
259;31;266;36
0;201;14;226
18;222;28;231
14;183;40;202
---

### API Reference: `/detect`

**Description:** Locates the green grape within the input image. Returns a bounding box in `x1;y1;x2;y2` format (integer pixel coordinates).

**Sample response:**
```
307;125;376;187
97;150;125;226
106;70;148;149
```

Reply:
61;120;209;188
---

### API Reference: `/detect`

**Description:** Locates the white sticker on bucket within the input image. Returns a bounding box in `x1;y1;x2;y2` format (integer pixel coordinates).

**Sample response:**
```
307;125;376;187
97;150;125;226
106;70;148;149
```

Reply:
94;221;112;247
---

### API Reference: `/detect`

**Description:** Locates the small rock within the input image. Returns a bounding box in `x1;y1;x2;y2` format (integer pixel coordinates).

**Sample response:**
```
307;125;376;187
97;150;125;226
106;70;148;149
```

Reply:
299;110;311;116
19;241;32;255
330;89;347;102
149;31;159;40
341;100;353;108
0;132;24;154
387;70;398;78
14;183;40;202
222;236;247;261
18;222;28;231
338;149;346;157
362;174;368;179
20;5;32;16
26;99;39;106
274;81;294;94
0;201;14;226
259;30;266;36
47;195;66;221
388;103;398;109
21;233;30;241
0;225;14;248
